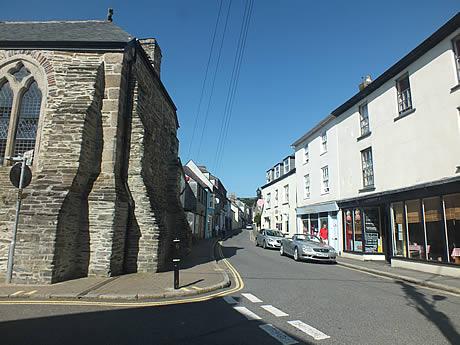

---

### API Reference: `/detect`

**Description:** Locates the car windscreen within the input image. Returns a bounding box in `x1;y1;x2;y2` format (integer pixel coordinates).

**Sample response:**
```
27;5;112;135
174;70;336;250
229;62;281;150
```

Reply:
265;230;283;237
296;235;321;242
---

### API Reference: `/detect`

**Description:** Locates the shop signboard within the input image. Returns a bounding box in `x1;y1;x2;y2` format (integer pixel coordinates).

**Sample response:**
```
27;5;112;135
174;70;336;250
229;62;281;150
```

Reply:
364;209;380;253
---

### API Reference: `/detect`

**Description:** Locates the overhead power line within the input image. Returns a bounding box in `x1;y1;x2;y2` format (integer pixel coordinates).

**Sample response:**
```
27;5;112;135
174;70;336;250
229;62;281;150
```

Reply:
214;0;254;172
196;0;233;161
187;0;223;159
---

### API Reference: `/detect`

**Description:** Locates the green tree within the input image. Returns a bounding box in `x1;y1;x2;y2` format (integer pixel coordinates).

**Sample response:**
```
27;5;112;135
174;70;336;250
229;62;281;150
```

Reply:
254;213;261;227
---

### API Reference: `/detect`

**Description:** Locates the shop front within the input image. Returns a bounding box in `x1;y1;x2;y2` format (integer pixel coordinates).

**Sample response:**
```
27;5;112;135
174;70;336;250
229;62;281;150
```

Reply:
296;202;340;251
338;177;460;275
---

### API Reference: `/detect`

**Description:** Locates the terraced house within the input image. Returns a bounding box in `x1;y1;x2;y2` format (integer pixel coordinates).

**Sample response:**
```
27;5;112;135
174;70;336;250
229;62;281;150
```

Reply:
0;19;190;284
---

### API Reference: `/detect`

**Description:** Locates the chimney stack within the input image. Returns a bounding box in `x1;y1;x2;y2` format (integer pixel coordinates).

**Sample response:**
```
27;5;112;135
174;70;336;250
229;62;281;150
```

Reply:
359;75;372;91
139;38;162;78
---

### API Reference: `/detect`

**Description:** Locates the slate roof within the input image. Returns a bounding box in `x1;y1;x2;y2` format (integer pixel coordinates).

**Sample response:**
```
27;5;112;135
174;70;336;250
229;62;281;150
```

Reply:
0;20;134;48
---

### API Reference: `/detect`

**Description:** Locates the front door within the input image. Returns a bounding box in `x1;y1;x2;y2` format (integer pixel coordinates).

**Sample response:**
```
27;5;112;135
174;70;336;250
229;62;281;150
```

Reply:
329;213;339;251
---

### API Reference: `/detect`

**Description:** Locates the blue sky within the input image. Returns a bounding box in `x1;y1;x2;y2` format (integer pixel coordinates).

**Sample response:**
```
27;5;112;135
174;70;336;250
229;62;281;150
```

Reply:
2;1;459;197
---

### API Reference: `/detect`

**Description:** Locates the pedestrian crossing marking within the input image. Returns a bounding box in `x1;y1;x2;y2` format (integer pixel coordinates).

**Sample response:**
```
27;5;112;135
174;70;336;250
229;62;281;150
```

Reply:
259;324;298;345
233;306;262;320
223;296;238;304
24;290;37;296
10;291;25;296
261;305;289;317
287;320;330;340
241;293;262;303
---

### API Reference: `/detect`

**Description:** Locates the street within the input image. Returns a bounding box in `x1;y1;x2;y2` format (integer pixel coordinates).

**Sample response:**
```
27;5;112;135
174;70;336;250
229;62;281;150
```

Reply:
1;228;459;345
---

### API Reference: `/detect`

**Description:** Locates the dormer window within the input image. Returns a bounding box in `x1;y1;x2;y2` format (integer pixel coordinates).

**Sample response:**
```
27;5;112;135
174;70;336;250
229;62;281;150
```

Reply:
275;165;280;179
283;159;290;174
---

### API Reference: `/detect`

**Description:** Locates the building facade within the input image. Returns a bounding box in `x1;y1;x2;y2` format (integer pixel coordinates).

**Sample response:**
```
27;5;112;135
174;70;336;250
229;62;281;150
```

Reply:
0;20;189;284
288;13;460;275
261;155;297;236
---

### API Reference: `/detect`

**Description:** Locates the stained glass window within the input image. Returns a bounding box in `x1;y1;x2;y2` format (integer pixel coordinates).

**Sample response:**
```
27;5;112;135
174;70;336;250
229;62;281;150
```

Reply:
0;82;13;164
13;80;42;157
12;64;31;82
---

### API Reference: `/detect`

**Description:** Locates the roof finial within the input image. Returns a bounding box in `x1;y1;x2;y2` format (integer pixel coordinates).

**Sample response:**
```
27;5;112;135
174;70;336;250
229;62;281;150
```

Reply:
107;8;114;22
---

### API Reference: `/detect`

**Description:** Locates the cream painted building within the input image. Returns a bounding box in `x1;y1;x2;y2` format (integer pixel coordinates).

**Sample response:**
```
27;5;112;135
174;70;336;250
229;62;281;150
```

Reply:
261;155;297;236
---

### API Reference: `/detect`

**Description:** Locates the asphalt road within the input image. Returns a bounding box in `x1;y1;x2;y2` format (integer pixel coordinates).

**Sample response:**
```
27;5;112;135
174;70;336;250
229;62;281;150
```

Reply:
1;228;459;345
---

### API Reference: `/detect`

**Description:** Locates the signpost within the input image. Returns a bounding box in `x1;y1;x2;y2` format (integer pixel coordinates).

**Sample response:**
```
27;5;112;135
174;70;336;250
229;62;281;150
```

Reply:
5;154;32;284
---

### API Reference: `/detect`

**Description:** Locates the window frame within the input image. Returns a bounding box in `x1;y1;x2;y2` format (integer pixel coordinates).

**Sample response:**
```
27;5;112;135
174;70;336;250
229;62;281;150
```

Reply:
453;35;460;83
396;74;413;114
304;174;310;199
359;102;370;136
321;166;329;194
361;147;374;188
0;60;45;167
304;144;309;164
283;184;289;204
321;131;327;154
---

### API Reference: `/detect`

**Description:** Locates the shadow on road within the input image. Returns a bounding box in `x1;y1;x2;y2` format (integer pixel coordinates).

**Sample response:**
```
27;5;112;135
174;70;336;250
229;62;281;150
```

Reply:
0;298;313;345
396;280;460;344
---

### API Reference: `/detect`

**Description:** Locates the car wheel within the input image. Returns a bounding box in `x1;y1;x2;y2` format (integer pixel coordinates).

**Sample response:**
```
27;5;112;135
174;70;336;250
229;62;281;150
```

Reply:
263;241;267;249
280;245;284;256
294;247;299;261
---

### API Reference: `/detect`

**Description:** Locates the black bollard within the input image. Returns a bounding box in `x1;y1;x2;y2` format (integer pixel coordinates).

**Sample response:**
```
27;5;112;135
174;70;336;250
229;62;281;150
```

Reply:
173;238;181;289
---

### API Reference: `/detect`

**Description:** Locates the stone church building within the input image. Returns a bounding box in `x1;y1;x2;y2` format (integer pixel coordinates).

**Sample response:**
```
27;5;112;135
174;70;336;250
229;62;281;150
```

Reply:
0;20;190;284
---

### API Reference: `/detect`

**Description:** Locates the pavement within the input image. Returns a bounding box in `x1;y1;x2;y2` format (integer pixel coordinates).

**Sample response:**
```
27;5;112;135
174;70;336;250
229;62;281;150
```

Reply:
336;256;460;295
0;237;230;301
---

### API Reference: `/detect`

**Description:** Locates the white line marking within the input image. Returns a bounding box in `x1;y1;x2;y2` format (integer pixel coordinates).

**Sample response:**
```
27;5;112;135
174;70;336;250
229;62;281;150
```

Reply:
287;320;330;340
191;286;201;290
181;287;191;292
223;296;238;304
241;293;263;303
233;306;262;320
10;291;25;296
261;305;289;317
24;290;37;296
259;324;298;345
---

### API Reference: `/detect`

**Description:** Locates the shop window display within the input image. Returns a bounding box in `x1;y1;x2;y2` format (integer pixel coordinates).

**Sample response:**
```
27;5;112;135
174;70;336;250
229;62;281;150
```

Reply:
444;193;460;264
424;197;447;262
392;202;407;257
406;199;426;260
353;209;363;251
344;210;354;251
363;208;382;253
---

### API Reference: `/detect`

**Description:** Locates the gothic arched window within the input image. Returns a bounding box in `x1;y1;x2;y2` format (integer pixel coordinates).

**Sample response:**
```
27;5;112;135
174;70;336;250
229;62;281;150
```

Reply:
14;81;42;157
0;61;44;165
0;81;13;164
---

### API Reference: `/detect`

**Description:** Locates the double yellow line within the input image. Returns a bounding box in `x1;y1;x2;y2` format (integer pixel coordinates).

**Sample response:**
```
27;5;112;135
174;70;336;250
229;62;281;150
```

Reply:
0;242;244;308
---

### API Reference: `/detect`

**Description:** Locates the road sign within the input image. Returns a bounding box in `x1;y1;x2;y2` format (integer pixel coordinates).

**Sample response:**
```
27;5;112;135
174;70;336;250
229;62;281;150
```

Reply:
9;163;32;189
257;199;264;207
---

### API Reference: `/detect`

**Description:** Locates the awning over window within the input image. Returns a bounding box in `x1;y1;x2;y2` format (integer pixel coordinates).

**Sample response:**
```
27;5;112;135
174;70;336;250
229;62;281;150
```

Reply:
296;202;339;215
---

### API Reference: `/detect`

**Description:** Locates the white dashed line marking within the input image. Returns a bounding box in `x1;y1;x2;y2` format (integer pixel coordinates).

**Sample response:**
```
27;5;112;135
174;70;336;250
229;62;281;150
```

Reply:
24;290;37;296
287;320;330;340
261;305;289;317
259;324;298;345
233;306;262;320
10;291;25;297
241;293;263;303
223;296;238;304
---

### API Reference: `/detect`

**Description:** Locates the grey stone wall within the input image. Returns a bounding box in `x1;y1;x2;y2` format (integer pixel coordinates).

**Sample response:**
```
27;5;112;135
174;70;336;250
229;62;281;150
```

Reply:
0;43;190;284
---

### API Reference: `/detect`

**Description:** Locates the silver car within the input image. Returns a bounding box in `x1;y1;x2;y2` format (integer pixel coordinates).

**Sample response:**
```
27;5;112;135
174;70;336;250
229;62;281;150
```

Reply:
280;234;337;263
255;229;284;249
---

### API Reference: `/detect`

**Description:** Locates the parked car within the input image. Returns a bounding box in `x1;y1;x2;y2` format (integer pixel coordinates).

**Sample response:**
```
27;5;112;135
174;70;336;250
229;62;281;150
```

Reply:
280;233;336;263
256;229;284;249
